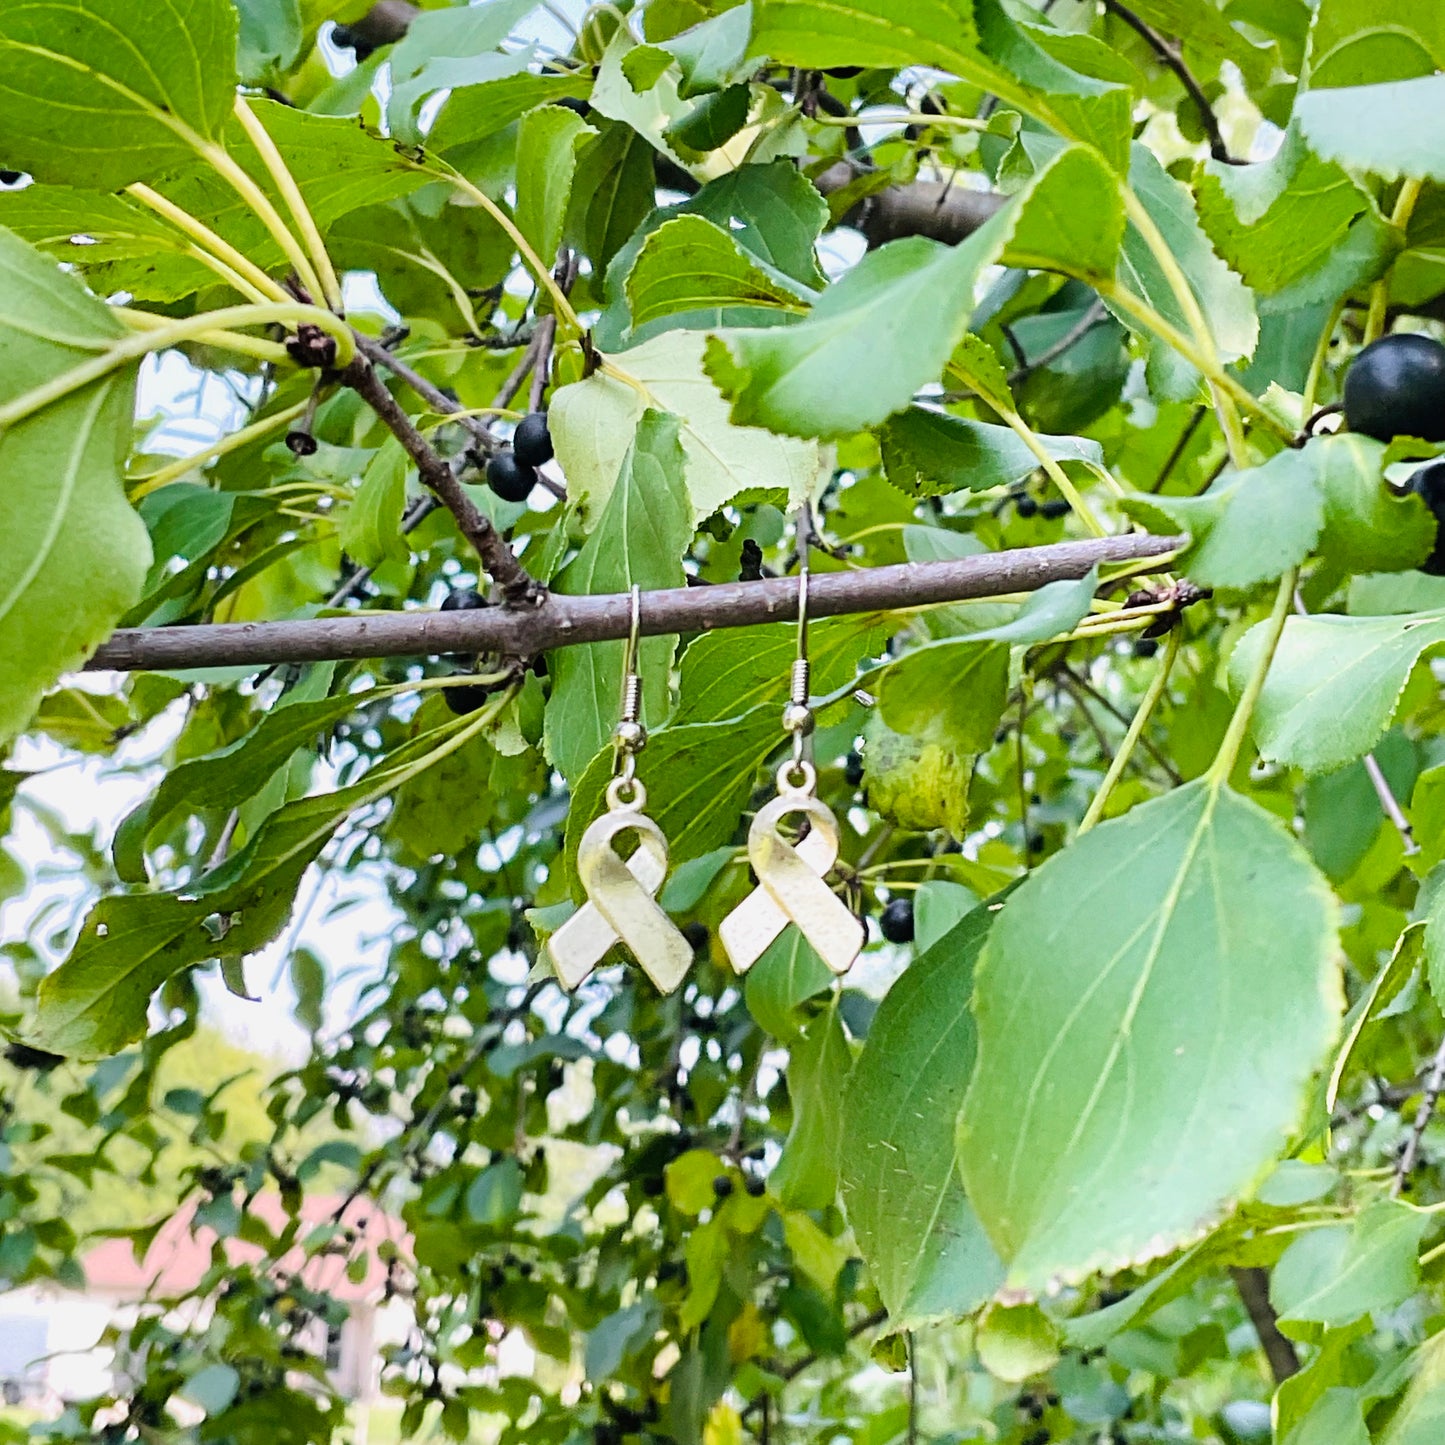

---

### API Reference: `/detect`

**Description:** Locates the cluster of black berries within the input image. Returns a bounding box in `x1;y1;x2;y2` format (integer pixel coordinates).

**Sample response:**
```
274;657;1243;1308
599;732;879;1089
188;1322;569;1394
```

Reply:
1013;494;1071;520
485;411;553;503
1343;333;1445;573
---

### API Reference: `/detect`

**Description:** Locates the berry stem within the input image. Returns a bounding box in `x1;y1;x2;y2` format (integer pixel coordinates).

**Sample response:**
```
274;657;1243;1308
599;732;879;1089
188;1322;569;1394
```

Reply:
1206;568;1296;788
128;399;312;500
1078;628;1181;834
420;162;584;337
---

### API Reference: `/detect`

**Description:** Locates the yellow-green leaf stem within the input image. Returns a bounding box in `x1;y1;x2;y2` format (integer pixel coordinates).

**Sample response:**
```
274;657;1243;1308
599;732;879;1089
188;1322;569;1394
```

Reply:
0;304;355;432
1078;629;1182;834
1364;178;1424;346
233;94;344;313
423;162;583;336
1208;568;1297;786
1101;280;1288;442
1000;407;1107;537
194;138;326;308
1121;189;1247;466
128;399;311;499
114;307;291;362
126;183;293;305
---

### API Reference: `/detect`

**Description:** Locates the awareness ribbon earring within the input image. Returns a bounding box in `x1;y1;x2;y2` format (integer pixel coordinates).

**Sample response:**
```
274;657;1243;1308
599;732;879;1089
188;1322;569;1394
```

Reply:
719;561;865;976
547;587;693;994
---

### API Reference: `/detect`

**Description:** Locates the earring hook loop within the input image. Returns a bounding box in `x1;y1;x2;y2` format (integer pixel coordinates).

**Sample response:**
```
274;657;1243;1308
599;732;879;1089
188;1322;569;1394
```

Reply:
612;584;646;795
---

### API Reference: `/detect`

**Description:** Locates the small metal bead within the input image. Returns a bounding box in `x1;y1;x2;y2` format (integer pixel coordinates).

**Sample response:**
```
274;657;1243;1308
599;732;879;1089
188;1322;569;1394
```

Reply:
781;702;814;736
613;718;647;751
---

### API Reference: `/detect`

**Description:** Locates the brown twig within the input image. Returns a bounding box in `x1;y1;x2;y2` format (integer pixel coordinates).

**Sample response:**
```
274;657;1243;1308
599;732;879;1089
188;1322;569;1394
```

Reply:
1103;0;1233;164
339;356;538;600
85;534;1185;674
1230;1266;1300;1382
741;1307;889;1421
1007;299;1109;385
1149;406;1206;493
1393;1032;1445;1196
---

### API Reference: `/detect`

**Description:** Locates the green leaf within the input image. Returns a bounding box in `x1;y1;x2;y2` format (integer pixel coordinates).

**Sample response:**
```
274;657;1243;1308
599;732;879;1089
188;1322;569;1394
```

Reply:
181;1362;241;1416
29;892;217;1058
879;407;1102;497
663;3;754;97
551;330;827;526
862;710;972;838
1297;75;1445;184
573;123;659;274
1196;126;1377;297
385;0;537;143
674;614;884;728
1000;144;1125;283
679;160;828;289
976;1302;1061;1383
665;84;752;155
545;411;693;783
958;779;1341;1294
840;906;1006;1329
772;1002;849;1210
1380;1331;1445;1445
1315;434;1435;573
745;932;834;1041
1123;447;1324;590
626;215;813;332
878;644;1009;753
1271;1199;1427;1330
0;229;151;743
429;71;592;156
705;142;1127;438
1302;0;1445;91
0;0;238;188
340;438;411;569
515;104;596;266
749;0;982;72
235;0;301;79
1229;610;1445;774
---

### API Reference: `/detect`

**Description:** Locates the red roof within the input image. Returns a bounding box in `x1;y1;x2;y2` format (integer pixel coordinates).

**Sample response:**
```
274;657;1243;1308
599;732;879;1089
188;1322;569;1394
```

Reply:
82;1194;409;1303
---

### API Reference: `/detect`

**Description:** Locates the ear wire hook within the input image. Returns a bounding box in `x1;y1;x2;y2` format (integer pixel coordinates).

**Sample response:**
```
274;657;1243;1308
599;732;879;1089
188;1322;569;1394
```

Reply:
611;585;646;799
783;508;816;785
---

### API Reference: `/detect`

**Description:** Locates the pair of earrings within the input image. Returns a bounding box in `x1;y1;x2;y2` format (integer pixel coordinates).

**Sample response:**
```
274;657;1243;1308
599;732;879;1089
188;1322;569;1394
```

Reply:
547;570;864;994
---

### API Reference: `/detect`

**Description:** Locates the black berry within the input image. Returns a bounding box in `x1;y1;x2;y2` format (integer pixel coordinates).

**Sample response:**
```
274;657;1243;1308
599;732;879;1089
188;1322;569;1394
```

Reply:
486;451;537;503
880;897;914;944
1134;637;1159;659
844;751;865;787
1409;459;1445;575
1040;498;1071;519
712;1175;734;1198
641;1174;665;1197
513;412;554;467
441;586;487;613
1015;495;1038;518
745;1175;766;1197
824;66;864;79
284;429;318;457
555;95;590;117
682;921;709;954
1344;333;1445;443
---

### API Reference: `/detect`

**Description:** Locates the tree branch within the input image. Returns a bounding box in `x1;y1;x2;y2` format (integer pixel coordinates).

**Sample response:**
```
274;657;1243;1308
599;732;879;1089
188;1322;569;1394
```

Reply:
339;356;538;600
1230;1266;1300;1383
85;534;1184;674
1393;1031;1445;1196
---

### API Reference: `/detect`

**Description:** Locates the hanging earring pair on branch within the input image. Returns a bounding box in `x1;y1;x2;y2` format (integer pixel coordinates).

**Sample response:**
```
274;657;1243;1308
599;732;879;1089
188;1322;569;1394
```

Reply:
547;587;693;995
719;550;865;977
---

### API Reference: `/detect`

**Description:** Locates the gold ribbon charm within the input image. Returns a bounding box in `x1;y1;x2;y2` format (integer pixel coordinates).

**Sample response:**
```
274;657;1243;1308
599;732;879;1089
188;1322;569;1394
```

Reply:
546;780;693;994
720;762;863;975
